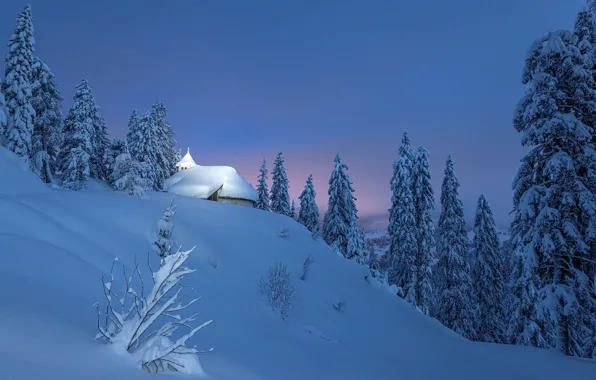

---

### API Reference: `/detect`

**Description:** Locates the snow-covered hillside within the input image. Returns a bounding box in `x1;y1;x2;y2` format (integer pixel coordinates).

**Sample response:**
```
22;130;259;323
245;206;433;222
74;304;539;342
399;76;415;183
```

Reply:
0;148;594;380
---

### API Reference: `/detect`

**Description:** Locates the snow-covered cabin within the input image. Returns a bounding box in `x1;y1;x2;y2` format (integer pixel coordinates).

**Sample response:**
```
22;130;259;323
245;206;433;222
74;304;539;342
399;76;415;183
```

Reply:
175;148;197;171
166;150;257;207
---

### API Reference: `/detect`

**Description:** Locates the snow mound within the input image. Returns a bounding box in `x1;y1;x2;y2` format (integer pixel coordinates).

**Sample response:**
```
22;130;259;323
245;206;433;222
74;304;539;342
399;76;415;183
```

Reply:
0;151;593;380
165;165;257;202
0;147;51;196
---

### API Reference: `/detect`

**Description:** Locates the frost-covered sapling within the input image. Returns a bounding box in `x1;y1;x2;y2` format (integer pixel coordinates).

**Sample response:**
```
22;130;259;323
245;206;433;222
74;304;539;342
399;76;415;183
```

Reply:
153;197;176;265
366;245;388;286
300;254;315;281
94;247;212;374
258;261;295;319
112;153;146;197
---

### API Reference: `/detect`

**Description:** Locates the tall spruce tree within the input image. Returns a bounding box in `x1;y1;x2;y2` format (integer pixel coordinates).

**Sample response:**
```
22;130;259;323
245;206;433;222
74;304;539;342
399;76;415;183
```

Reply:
346;221;368;265
574;1;596;359
112;153;145;197
151;102;177;178
30;58;63;183
126;110;139;148
255;159;270;211
58;78;107;181
510;29;596;357
0;93;7;137
322;154;358;257
508;160;549;348
389;132;414;237
90;104;109;180
412;146;435;315
472;195;506;343
298;174;320;234
575;1;596;57
2;5;35;162
435;156;476;340
290;199;297;220
387;157;418;307
127;110;163;191
270;152;291;216
58;79;95;190
107;138;128;185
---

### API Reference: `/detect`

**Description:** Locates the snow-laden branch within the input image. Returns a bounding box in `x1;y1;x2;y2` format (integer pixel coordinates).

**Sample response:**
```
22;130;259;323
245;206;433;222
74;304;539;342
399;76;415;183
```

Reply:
94;246;212;374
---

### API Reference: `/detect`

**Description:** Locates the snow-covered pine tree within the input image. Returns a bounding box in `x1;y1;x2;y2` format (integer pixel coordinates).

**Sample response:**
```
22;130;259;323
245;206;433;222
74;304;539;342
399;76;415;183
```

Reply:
153;197;176;265
435;156;476;340
30;57;63;183
387;157;418;306
79;79;109;181
346;221;368;265
510;29;596;357
574;2;596;359
58;78;94;190
126;110;139;148
298;174;320;234
151;102;177;178
574;1;596;57
472;195;506;343
112;153;146;197
412;146;435;315
389;132;414;236
367;245;388;285
322;154;358;257
2;4;35;162
61;147;90;191
91;109;109;180
270;152;291;216
127;110;163;191
507;157;545;346
0;93;7;137
107;138;128;185
290;199;297;220
255;159;270;211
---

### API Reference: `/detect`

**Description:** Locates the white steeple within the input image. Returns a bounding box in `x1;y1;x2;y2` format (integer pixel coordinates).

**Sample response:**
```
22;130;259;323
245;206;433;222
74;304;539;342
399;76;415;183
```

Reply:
175;147;197;171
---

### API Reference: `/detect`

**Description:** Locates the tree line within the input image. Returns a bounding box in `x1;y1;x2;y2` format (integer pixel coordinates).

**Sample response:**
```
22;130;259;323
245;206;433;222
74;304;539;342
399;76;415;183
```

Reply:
249;0;596;359
0;5;179;194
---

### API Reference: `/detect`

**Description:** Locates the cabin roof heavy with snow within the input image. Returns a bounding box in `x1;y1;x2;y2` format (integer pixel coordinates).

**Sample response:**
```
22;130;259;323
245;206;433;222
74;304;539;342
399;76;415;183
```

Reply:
166;150;257;207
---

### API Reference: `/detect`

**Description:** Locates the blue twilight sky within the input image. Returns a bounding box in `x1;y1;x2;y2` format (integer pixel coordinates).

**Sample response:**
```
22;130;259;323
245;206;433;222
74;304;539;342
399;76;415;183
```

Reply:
0;0;587;229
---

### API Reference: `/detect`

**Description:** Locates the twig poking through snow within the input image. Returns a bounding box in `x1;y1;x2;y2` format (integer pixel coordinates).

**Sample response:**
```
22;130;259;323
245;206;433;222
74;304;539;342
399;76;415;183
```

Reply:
300;254;315;281
333;300;346;313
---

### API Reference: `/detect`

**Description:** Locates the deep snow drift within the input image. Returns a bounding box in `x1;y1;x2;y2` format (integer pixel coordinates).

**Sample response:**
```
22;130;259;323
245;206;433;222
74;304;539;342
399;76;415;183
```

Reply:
0;147;594;380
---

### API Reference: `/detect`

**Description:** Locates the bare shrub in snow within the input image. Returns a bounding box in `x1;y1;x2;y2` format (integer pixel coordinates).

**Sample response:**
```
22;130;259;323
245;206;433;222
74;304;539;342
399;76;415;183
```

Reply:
300;254;315;281
153;197;176;265
94;247;213;375
333;300;346;312
258;261;295;319
278;228;290;239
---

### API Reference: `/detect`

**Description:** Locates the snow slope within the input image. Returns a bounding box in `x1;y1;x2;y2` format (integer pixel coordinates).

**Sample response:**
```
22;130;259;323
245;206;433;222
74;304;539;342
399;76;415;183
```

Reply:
0;148;594;380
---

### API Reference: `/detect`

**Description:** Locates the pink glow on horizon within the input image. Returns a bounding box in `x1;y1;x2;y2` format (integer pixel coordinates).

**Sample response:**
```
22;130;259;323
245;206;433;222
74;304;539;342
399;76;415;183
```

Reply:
194;146;393;220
